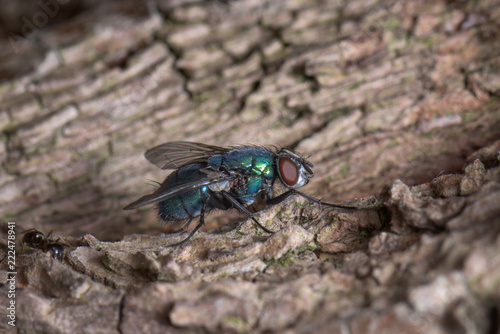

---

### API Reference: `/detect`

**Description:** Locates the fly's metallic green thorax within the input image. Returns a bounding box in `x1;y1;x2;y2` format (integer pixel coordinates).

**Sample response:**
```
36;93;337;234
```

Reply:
207;147;276;205
124;141;355;246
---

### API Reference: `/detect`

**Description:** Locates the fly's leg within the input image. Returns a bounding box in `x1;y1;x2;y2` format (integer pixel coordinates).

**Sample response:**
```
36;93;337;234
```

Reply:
267;189;359;210
169;201;206;247
169;218;193;235
292;190;360;209
221;192;275;234
265;190;296;206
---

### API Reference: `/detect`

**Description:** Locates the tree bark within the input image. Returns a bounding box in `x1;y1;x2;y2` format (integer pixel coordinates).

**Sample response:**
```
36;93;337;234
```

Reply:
1;0;500;333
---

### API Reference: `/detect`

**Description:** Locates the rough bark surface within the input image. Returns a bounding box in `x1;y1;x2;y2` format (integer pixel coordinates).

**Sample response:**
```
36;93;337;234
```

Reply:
1;0;500;333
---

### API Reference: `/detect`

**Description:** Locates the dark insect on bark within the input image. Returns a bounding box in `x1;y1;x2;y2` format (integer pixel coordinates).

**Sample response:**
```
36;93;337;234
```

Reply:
124;141;359;246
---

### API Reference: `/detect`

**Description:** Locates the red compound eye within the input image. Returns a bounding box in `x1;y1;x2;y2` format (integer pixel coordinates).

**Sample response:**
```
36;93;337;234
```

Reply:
279;157;299;186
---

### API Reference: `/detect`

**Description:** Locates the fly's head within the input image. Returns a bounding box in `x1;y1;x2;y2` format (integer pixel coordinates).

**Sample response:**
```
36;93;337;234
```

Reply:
275;149;314;189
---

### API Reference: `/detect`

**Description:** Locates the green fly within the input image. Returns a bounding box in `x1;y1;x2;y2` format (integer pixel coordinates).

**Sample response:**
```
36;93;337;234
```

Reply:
124;142;356;246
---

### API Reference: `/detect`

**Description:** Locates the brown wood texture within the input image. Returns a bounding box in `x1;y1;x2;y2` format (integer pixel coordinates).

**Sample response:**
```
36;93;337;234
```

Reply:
1;0;500;333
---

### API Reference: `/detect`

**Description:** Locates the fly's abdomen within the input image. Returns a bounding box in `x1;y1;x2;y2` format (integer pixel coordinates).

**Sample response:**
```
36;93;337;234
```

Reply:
158;164;206;221
159;188;203;221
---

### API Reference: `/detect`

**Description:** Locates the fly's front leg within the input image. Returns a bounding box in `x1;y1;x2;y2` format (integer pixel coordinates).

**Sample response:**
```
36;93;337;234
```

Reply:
293;190;360;209
265;190;296;206
267;189;359;210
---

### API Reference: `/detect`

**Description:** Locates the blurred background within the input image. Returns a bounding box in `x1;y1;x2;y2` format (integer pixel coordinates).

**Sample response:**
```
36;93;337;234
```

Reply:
0;0;499;241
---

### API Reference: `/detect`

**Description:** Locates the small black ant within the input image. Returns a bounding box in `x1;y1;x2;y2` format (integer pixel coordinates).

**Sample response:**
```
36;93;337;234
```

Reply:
22;229;65;260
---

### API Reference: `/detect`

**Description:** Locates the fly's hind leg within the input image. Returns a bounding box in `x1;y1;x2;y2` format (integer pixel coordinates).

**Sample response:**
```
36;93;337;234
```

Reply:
169;201;207;247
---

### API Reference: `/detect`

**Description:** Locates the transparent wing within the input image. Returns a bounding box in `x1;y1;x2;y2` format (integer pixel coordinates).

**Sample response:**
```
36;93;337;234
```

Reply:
123;174;234;210
145;141;229;170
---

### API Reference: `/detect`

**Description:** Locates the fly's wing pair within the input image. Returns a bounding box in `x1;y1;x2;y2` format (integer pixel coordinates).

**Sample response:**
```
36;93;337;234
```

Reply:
145;141;228;170
124;142;232;210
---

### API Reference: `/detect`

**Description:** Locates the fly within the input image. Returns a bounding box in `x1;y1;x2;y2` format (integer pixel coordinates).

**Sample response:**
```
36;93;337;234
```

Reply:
124;142;357;246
